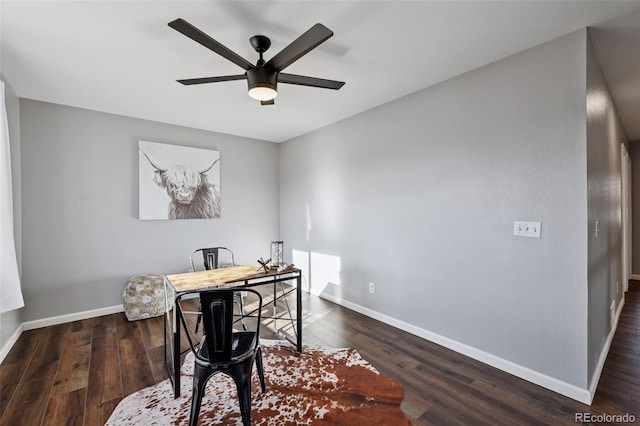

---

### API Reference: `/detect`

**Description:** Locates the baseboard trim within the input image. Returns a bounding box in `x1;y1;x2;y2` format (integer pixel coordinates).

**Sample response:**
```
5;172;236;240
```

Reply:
319;292;592;405
1;304;125;364
22;304;124;331
4;294;621;405
0;323;25;364
630;274;640;281
588;297;625;402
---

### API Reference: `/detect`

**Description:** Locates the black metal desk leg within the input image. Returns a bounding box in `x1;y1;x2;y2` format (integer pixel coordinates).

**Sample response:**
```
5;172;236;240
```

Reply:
173;297;182;397
296;273;302;352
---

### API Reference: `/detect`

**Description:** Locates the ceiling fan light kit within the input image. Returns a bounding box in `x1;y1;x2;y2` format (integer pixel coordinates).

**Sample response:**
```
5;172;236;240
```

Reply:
168;18;345;105
247;68;278;101
248;86;277;101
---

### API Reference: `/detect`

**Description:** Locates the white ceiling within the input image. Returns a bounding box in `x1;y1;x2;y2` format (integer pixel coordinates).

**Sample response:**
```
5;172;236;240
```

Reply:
2;1;640;143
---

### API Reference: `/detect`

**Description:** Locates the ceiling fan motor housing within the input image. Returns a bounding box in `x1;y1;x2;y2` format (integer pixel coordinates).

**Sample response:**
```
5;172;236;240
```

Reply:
246;67;277;92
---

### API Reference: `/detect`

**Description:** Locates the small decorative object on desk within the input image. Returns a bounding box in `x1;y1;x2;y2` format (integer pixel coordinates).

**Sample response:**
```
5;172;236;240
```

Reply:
277;263;293;272
256;257;271;272
270;241;283;269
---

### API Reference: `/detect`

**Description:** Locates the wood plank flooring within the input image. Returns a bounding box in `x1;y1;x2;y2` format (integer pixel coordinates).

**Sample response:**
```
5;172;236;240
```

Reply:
1;282;638;425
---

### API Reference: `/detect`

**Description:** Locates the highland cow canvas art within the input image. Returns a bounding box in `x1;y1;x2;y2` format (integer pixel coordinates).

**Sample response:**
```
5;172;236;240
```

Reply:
139;140;221;220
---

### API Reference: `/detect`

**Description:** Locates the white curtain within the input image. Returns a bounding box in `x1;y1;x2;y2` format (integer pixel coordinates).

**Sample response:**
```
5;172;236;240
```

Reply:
0;81;24;313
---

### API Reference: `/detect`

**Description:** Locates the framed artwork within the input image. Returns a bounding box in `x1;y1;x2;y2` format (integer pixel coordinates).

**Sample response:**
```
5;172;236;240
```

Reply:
138;140;221;220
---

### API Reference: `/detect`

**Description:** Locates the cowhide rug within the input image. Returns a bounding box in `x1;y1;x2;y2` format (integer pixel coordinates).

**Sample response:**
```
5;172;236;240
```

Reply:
106;339;410;425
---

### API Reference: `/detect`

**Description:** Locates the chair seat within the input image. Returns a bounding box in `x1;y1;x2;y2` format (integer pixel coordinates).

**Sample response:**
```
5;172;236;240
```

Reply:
196;332;257;365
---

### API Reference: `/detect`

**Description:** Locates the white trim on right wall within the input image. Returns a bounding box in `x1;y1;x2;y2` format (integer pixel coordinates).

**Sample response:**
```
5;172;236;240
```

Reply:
588;298;625;400
320;293;597;405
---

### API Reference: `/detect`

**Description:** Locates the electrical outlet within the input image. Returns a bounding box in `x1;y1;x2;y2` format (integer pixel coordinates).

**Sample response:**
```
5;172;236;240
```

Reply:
369;282;375;294
513;221;541;238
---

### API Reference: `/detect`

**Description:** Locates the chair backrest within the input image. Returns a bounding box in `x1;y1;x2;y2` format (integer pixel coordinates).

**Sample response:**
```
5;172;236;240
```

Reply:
190;247;234;272
198;288;262;363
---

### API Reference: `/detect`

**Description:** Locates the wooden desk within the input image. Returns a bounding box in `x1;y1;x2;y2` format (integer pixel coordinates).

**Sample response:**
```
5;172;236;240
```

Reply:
163;264;302;398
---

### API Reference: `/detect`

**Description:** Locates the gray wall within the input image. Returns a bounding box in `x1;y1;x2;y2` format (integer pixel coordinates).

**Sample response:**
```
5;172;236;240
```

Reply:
19;100;279;321
631;141;640;274
280;30;590;387
585;33;626;387
0;75;23;349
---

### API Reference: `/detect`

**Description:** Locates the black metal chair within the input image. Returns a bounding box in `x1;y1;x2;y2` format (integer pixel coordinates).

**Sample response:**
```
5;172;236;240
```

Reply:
190;247;246;331
190;247;235;271
180;288;265;426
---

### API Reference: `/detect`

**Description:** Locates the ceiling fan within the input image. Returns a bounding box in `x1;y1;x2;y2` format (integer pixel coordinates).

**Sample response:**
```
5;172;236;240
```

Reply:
168;18;345;105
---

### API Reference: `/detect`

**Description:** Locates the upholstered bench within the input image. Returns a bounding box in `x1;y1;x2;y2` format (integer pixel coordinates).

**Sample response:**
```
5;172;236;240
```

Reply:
123;274;167;321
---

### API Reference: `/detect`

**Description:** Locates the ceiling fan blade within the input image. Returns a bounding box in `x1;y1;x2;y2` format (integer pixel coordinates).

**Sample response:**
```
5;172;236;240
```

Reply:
169;18;253;71
265;23;333;72
278;73;345;90
177;75;247;85
260;99;275;106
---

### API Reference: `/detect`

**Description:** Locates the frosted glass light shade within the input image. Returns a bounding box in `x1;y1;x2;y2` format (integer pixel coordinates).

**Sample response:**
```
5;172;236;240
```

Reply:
248;86;277;101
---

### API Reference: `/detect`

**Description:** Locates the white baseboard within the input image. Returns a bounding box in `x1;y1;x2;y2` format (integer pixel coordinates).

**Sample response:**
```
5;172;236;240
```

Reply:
3;293;624;406
588;297;625;402
22;304;124;331
1;304;124;364
630;274;640;281
319;293;592;405
0;323;25;364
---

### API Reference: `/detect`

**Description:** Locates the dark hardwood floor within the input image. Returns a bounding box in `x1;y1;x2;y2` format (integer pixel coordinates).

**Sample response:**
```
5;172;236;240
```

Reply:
1;282;638;425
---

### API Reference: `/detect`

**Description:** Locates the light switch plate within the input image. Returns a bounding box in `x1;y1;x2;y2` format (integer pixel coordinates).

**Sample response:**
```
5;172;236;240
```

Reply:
514;221;541;238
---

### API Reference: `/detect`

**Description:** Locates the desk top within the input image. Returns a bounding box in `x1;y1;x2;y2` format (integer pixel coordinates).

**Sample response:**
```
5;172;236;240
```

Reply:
166;264;300;293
